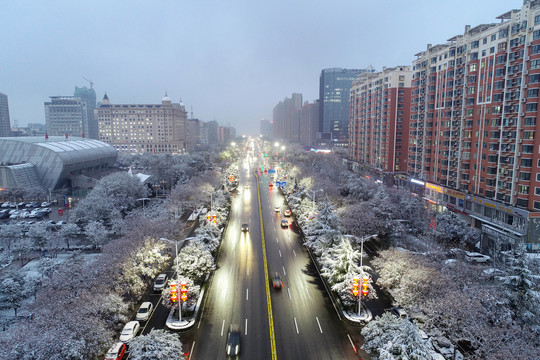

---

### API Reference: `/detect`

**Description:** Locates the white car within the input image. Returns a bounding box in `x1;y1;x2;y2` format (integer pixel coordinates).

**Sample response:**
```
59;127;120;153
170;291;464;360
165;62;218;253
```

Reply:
135;301;153;321
119;321;140;343
153;273;168;292
41;201;52;207
465;251;491;263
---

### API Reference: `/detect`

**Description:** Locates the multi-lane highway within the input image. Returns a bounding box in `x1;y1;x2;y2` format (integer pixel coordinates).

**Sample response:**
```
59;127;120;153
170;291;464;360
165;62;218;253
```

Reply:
178;153;370;359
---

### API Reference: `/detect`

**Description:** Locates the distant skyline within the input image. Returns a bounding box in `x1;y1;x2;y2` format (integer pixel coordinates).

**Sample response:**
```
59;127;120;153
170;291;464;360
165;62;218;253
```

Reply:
1;0;516;135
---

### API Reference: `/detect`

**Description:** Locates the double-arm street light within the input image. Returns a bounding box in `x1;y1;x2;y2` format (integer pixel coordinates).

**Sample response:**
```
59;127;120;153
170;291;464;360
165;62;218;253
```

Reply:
358;234;377;317
137;198;150;217
160;237;184;323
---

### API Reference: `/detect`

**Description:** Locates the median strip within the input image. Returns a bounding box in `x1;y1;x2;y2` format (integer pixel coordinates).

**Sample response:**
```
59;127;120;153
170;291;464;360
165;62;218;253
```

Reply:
256;173;277;360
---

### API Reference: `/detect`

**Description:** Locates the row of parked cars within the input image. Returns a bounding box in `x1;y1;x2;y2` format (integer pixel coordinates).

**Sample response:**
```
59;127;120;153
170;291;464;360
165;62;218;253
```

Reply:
105;274;167;359
0;207;52;220
1;201;51;209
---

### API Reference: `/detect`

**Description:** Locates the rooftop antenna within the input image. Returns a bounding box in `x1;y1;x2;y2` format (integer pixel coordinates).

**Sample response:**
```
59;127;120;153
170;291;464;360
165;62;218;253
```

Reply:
82;77;94;89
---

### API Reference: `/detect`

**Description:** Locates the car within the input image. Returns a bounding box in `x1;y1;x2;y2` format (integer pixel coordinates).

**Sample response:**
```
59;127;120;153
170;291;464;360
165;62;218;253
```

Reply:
42;208;52;213
268;182;273;188
17;202;26;208
41;201;52;207
57;220;67;225
274;206;280;212
9;213;19;219
104;342;127;360
1;202;11;208
390;306;408;319
135;301;153;322
272;272;283;289
280;219;289;228
241;223;249;232
119;321;140;343
226;324;241;357
465;251;491;263
284;209;291;217
153;273;168;292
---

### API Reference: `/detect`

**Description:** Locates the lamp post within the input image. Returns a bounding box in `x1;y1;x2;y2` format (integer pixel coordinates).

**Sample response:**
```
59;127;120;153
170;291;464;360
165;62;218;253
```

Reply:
153;184;159;198
310;188;324;209
202;190;213;211
160;237;183;323
358;234;377;317
161;180;167;196
137;198;150;217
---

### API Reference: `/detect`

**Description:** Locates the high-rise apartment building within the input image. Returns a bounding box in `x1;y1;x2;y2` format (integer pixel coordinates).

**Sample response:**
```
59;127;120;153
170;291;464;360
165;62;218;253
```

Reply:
95;93;187;154
0;92;11;137
260;118;273;138
299;100;319;147
45;96;89;138
319;67;375;147
272;93;302;141
408;1;540;251
217;126;236;145
349;66;412;175
74;86;98;139
187;118;201;152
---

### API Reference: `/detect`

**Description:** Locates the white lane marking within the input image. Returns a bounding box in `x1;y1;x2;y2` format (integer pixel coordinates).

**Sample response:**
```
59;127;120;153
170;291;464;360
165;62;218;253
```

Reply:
287;287;291;299
197;304;205;328
247;267;250;276
293;249;296;257
189;341;195;360
276;237;279;243
305;286;311;299
279;249;282;257
282;266;286;276
245;318;248;335
347;333;357;353
221;320;225;336
316;317;323;333
294;317;299;334
246;288;249;301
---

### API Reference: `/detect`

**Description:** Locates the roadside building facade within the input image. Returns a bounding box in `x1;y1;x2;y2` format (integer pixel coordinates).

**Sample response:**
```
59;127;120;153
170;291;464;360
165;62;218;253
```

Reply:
408;1;540;252
349;66;412;179
0;92;11;137
319;67;375;147
272;93;302;142
299;100;319;147
95;93;188;154
45;96;89;138
74;86;98;139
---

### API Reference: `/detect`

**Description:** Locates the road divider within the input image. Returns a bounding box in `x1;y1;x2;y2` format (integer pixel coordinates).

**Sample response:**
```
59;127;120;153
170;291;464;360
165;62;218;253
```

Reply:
256;172;278;360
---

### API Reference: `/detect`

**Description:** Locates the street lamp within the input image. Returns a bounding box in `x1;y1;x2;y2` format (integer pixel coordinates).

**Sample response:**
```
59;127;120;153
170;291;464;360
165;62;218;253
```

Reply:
159;237;183;323
137;198;150;217
202;190;213;211
310;188;324;209
161;180;167;196
358;234;377;317
153;184;159;198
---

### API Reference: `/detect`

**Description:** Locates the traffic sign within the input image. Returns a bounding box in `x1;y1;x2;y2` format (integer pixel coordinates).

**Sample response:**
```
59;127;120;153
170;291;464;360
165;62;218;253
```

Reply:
268;169;276;174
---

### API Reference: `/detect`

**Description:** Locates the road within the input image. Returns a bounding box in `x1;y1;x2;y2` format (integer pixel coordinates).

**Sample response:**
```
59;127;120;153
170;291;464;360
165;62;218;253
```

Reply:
178;154;370;359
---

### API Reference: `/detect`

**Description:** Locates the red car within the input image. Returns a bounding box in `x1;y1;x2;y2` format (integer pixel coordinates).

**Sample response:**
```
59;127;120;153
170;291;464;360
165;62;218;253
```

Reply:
105;342;126;360
269;183;274;188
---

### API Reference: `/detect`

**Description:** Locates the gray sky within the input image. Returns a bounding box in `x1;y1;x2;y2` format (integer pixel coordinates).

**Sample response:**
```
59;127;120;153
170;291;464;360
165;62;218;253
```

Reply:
1;0;516;135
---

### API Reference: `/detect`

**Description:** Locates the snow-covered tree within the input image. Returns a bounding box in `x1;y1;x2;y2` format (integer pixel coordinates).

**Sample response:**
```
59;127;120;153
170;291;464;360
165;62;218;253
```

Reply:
497;252;540;326
58;223;80;249
177;243;215;283
85;220;109;248
1;277;24;315
193;223;222;253
0;223;22;250
0;249;13;269
435;211;480;249
361;312;433;359
25;223;51;248
129;329;183;360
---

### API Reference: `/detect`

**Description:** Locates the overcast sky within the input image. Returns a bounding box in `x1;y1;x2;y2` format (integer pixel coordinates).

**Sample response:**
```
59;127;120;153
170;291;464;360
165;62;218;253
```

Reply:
1;0;517;135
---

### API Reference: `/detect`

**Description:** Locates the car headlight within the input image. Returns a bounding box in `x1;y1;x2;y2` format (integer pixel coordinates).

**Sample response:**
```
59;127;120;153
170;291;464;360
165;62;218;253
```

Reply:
235;345;239;354
227;345;231;353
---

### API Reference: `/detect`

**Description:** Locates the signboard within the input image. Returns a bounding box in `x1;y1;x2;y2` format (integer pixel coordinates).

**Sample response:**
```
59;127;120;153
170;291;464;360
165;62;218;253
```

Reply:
268;169;276;174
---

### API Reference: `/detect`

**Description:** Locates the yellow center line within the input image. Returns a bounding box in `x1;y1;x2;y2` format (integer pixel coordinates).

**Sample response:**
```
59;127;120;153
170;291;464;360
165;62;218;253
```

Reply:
256;172;277;360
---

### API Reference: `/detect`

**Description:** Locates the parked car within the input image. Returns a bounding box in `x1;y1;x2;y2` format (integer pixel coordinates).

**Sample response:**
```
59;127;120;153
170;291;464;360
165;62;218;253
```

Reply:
390;306;408;319
119;321;140;343
17;202;26;208
226;324;241;357
57;220;67;225
465;251;491;263
1;202;11;208
41;201;52;207
104;342;127;360
153;273;168;292
135;301;153;322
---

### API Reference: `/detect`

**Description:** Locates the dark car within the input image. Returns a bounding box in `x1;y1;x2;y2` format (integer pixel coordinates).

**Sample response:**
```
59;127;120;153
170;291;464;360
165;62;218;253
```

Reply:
280;219;289;228
272;272;283;289
241;223;249;232
226;324;241;357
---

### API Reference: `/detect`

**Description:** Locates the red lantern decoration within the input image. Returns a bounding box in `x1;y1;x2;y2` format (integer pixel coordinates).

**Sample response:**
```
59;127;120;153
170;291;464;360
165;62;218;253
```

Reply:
170;282;177;303
362;275;370;297
352;277;359;297
180;281;188;302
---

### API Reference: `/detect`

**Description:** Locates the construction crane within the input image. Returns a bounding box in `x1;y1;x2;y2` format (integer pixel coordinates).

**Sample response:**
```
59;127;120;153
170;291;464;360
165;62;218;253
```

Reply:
82;77;94;89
